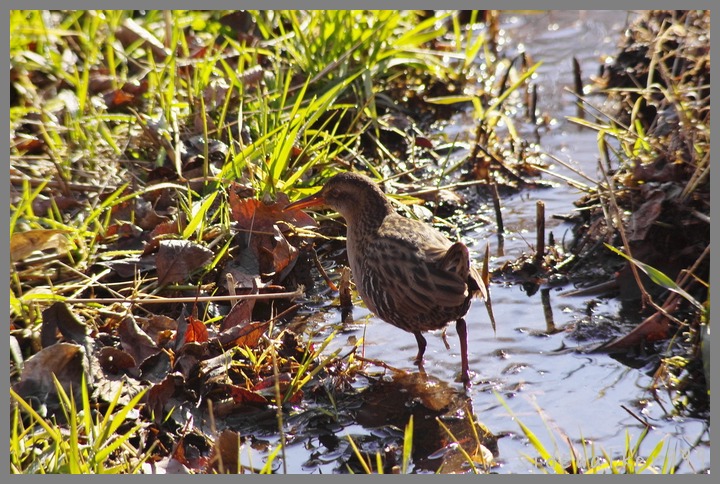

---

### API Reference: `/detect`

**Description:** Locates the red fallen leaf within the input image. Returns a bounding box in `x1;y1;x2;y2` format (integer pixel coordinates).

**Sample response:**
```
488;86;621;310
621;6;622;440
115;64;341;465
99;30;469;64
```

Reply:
253;373;292;391
290;145;304;157
255;225;298;277
156;239;213;286
228;187;317;232
415;136;434;149
149;217;185;239
13;136;44;153
229;385;269;405
286;388;304;404
104;221;143;241
172;439;189;466
184;316;209;344
190;45;209;59
103;89;135;109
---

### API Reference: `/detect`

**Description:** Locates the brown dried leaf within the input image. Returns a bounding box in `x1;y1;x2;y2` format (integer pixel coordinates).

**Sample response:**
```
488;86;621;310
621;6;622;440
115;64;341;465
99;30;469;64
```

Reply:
118;315;160;365
209;429;242;474
40;302;89;348
220;270;259;331
146;374;181;422
139;350;173;383
103;89;135;109
13;342;85;402
10;229;71;262
628;189;666;242
233;321;270;349
256;225;298;277
156;239;213;285
97;346;137;374
32;195;82;216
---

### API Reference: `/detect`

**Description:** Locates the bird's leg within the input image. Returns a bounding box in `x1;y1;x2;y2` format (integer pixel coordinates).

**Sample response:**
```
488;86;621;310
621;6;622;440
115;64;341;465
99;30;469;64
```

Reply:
456;318;470;387
413;331;427;365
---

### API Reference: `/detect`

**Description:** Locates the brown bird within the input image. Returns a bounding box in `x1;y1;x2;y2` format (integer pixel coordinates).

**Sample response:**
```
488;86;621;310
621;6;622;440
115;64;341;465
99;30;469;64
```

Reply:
286;172;489;385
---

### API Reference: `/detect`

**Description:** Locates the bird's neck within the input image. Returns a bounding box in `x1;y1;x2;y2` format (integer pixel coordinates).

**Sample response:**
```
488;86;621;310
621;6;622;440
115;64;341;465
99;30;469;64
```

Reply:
344;193;394;235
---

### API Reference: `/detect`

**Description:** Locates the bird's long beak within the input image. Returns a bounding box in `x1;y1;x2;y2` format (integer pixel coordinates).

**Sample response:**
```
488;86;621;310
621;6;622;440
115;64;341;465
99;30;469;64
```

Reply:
285;192;325;211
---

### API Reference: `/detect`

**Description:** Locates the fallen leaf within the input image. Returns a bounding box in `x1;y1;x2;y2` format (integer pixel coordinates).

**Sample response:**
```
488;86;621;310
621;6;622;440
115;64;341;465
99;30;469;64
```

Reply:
217;321;270;349
97;346;137;374
156;239;213;285
229;385;269;406
183;316;209;344
13;342;86;404
103;89;135;109
220;270;259;331
10;229;71;262
139;350;173;383
627;189;666;241
118;315;160;365
256;225;298;277
146;374;182;422
141;314;178;346
32;195;82;216
40;302;89;348
229;189;317;232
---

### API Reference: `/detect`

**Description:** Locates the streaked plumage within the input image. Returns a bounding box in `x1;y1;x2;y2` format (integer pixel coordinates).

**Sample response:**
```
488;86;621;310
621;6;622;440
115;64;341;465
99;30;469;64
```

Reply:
286;172;487;385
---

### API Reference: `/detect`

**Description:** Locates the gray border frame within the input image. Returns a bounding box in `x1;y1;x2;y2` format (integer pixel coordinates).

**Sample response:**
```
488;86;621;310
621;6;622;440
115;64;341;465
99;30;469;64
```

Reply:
3;1;714;482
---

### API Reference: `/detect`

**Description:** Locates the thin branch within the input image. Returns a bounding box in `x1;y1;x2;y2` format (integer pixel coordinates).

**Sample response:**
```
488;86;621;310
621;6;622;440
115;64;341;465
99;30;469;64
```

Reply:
55;288;304;305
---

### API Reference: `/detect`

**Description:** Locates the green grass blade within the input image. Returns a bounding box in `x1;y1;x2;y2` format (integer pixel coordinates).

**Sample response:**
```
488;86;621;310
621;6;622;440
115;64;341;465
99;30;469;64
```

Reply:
604;243;703;310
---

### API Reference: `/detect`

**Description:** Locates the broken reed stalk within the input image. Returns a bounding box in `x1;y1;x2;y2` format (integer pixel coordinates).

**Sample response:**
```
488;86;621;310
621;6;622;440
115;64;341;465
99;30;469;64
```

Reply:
573;56;585;120
313;248;339;292
535;200;545;266
491;183;505;254
490;183;504;234
540;287;556;333
528;83;537;125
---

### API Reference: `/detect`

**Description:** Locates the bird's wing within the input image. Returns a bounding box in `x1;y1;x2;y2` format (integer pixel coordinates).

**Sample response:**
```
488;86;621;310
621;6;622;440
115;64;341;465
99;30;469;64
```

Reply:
364;235;469;314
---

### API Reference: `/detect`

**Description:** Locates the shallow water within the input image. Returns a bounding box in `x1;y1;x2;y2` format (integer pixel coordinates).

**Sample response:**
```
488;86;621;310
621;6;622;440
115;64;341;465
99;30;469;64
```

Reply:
284;11;710;473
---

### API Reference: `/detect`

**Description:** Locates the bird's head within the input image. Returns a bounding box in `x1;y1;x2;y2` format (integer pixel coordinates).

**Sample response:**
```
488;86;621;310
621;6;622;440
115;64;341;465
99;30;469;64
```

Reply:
285;172;393;225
